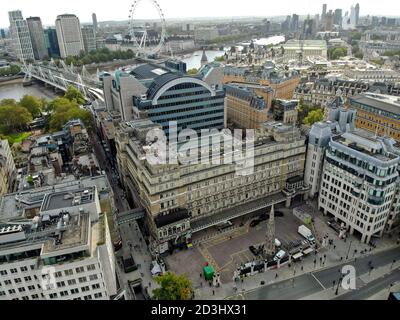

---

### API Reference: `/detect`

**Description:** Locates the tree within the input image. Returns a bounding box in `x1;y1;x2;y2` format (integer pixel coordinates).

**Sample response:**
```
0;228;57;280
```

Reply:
187;68;198;75
328;47;348;60
152;272;193;300
64;85;86;105
19;95;43;119
0;105;33;134
47;97;93;132
0;99;17;107
304;109;324;126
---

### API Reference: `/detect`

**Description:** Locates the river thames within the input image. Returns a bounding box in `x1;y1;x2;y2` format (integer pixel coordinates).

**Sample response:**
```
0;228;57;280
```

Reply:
0;81;59;101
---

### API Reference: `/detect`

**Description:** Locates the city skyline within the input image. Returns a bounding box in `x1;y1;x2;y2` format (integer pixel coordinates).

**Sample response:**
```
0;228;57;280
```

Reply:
1;0;400;28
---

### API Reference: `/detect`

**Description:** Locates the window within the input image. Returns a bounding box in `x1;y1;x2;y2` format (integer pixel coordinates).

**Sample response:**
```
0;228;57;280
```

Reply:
28;285;35;291
10;268;18;274
18;287;26;293
89;275;98;281
8;289;16;295
5;280;12;285
64;270;73;276
94;293;102;299
31;294;39;299
14;278;22;284
24;276;32;282
49;293;58;299
76;267;85;273
20;266;28;272
78;277;87;283
84;295;93;300
60;291;69;297
67;279;76;286
70;288;79;295
81;286;90;292
55;271;63;278
87;265;96;271
92;284;100;290
21;296;29;300
57;281;66;288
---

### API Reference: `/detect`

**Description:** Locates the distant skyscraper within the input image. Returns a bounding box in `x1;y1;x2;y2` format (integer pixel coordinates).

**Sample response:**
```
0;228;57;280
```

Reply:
8;10;34;62
26;17;48;60
325;10;334;31
291;14;299;31
81;25;96;53
44;28;60;57
92;13;98;35
334;9;343;26
321;3;328;25
55;14;85;58
355;3;360;25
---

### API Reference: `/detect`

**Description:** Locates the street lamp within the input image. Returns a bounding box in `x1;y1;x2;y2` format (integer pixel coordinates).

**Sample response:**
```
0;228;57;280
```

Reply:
345;240;353;260
335;277;343;296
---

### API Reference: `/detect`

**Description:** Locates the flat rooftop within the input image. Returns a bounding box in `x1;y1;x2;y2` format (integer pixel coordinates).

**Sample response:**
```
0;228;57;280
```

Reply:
41;187;96;212
0;175;111;222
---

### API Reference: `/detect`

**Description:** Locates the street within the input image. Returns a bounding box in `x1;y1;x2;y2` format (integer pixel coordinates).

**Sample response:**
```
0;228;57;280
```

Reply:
91;132;156;299
233;247;400;300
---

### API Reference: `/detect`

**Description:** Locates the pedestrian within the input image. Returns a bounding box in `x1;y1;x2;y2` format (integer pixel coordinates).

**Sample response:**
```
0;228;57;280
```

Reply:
200;273;202;278
333;245;336;250
301;266;304;272
149;282;151;288
200;282;203;287
209;282;212;287
275;273;278;279
340;257;343;261
212;290;215;296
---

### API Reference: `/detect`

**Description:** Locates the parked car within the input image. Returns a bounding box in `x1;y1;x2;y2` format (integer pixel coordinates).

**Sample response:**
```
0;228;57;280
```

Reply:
273;250;287;262
249;246;260;256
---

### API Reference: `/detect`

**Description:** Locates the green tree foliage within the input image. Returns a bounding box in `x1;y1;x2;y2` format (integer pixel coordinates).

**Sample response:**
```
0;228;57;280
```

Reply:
47;97;93;132
304;109;324;126
328;47;348;60
0;99;17;107
65;48;136;66
0;64;21;77
152;272;193;301
187;68;198;75
383;50;400;57
19;95;44;119
63;85;86;105
214;56;225;62
0;105;33;134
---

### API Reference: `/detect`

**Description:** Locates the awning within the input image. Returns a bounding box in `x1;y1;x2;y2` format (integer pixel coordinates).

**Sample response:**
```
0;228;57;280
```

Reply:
292;253;303;260
303;248;314;255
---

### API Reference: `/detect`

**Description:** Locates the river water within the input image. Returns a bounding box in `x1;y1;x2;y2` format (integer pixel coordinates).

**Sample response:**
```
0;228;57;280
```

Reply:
0;81;59;101
180;35;285;70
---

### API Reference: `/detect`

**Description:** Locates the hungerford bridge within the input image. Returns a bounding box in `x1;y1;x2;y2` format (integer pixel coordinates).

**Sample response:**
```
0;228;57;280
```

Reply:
21;60;105;102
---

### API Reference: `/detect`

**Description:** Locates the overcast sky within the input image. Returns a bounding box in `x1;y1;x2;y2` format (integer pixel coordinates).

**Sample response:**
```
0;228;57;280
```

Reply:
1;0;399;28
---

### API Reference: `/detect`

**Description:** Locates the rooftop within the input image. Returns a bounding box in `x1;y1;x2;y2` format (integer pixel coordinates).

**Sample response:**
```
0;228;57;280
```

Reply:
350;93;400;115
41;188;96;212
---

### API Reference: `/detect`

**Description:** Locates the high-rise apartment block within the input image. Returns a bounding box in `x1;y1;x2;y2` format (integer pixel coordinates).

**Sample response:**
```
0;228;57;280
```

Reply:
8;10;34;62
26;17;48;60
55;14;85;58
81;25;96;53
44;28;61;58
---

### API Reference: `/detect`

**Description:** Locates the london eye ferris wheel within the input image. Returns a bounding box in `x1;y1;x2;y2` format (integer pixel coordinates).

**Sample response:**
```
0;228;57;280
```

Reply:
128;0;167;56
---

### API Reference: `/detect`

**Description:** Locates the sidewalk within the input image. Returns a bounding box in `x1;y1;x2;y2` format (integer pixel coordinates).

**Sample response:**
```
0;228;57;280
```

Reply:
301;261;400;300
194;235;399;300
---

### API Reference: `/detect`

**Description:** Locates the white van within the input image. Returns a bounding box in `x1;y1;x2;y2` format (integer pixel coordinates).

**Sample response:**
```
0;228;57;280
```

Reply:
273;250;286;262
274;239;282;247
